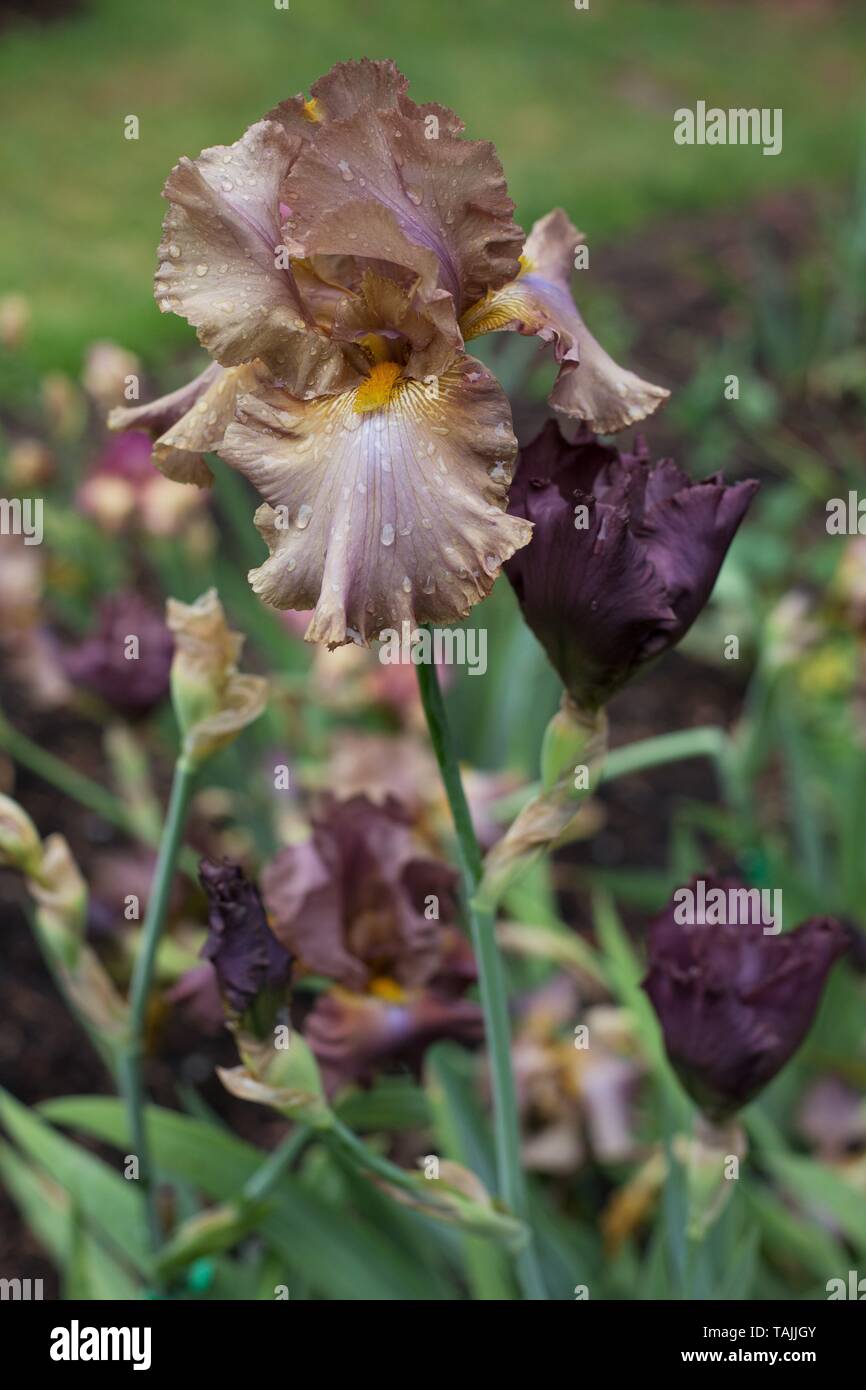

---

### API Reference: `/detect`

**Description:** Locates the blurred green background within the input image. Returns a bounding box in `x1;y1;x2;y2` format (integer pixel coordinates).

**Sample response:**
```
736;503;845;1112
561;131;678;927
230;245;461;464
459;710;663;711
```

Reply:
2;0;866;380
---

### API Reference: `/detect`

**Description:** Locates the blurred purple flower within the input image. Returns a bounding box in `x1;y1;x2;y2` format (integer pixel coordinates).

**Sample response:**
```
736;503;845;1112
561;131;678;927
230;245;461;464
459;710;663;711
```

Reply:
262;794;457;991
642;877;848;1120
505;421;758;710
303;973;484;1094
200;858;292;1016
61;593;173;718
262;794;481;1091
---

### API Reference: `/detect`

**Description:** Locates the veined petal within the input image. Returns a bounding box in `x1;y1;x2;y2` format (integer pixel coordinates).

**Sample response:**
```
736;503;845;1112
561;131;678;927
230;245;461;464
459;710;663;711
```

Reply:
109;361;268;486
282;106;523;311
266;59;466;138
217;355;532;647
285;199;445;303
155;119;357;393
461;209;669;434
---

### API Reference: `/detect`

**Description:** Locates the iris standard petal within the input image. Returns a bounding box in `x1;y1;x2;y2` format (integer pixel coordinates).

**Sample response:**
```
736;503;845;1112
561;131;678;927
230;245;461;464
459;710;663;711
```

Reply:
282;105;523;311
155;119;357;394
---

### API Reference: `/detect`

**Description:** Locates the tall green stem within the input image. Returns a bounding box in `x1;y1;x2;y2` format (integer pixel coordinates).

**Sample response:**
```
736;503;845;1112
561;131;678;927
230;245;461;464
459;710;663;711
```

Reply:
416;654;547;1300
120;757;197;1273
0;709;134;832
0;709;199;878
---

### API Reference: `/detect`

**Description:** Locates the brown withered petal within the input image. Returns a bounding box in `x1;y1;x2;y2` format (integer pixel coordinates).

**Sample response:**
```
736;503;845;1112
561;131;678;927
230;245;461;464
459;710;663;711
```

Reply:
303;985;483;1093
642;878;849;1120
109;362;269;486
282;104;523;312
166;589;268;764
199;858;292;1015
219;356;531;648
461;209;669;434
166;587;243;683
183;674;269;769
262;794;457;991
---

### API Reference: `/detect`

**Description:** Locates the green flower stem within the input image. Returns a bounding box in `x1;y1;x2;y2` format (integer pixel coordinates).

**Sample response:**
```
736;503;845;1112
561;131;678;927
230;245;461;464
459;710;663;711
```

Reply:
491;724;746;822
0;708;135;833
328;1116;433;1197
242;1126;310;1204
416;652;547;1300
120;756;197;1272
0;709;199;880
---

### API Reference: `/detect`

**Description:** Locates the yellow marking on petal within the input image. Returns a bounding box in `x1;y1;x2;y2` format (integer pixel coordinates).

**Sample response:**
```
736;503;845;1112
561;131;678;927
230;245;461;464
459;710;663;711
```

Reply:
353;360;403;413
359;332;394;364
518;253;534;275
302;97;322;123
368;976;407;1003
460;286;533;340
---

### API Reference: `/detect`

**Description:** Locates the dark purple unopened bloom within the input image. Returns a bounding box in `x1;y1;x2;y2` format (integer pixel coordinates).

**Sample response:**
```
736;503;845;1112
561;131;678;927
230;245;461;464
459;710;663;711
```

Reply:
642;877;848;1120
61;593;174;718
200;859;292;1015
505;421;759;710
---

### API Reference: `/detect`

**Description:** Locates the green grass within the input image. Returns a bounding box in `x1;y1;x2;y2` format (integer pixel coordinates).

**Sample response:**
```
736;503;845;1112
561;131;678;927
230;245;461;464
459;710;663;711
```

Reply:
1;0;865;382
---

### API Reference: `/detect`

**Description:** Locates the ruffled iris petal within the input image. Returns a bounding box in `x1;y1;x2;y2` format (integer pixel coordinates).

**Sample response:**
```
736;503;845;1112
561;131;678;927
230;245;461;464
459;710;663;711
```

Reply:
282;105;523;311
109;362;268;486
219;355;532;647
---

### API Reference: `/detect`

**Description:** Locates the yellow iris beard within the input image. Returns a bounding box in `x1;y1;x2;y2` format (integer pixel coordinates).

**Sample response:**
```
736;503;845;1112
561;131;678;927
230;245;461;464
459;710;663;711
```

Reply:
368;976;408;1003
460;287;529;340
460;256;533;340
353;360;404;414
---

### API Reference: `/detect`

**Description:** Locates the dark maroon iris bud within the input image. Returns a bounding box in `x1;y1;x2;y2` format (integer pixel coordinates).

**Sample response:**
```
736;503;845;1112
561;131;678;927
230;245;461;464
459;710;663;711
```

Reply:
642;877;848;1120
61;593;173;718
505;421;759;710
199;859;292;1016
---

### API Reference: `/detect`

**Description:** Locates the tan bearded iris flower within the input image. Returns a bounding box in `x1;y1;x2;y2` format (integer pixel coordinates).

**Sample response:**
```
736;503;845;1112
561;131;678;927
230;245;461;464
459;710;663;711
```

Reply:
111;59;667;648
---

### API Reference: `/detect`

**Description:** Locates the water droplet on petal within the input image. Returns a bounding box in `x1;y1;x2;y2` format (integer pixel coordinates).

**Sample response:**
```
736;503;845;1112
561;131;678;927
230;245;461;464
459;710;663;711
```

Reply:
296;504;313;529
195;263;209;277
381;523;395;546
338;160;354;181
401;576;412;593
